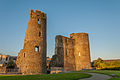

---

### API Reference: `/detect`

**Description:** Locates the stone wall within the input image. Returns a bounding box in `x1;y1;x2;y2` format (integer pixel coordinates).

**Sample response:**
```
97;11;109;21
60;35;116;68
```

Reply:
70;33;91;70
16;9;47;74
50;35;76;71
50;36;64;67
50;33;91;71
62;36;76;71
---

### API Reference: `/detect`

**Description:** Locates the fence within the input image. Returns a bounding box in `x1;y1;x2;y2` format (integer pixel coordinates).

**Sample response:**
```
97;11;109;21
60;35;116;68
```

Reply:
0;68;20;74
6;69;19;73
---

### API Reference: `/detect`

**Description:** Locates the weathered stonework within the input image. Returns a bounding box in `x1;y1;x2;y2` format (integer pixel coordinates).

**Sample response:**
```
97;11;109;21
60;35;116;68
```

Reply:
16;9;47;74
70;33;91;70
50;35;76;71
50;33;91;71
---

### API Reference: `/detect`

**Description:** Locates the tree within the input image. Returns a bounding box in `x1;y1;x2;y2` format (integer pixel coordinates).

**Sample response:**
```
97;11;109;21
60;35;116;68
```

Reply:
7;58;16;69
93;58;103;69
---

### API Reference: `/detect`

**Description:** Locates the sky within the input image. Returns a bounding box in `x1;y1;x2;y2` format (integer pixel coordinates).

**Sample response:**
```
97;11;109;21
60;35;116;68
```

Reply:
0;0;120;61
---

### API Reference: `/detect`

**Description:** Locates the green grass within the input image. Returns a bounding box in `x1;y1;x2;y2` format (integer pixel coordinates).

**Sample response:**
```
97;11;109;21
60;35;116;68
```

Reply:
78;70;120;80
0;73;92;80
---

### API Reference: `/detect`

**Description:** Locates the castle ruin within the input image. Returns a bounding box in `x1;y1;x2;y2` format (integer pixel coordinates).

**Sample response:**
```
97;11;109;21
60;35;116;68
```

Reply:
50;33;91;71
16;9;47;74
16;9;91;74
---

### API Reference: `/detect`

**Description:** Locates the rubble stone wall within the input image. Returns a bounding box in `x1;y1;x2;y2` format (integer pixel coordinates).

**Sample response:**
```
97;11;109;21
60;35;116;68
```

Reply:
50;33;91;71
16;9;47;74
70;33;91;70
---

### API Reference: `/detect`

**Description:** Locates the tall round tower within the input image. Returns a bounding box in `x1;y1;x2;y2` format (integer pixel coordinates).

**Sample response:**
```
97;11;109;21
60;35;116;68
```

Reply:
16;9;47;74
70;33;91;70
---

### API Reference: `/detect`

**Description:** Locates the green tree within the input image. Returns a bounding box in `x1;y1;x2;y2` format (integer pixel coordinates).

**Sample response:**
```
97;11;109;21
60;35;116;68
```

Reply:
93;58;103;69
7;58;15;69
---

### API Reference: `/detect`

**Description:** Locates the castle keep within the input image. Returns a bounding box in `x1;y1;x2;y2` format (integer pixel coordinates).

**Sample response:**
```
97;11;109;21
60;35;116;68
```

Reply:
16;10;47;74
50;33;91;71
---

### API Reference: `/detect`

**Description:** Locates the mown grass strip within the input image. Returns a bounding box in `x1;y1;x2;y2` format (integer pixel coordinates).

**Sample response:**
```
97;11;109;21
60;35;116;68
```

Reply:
0;72;92;80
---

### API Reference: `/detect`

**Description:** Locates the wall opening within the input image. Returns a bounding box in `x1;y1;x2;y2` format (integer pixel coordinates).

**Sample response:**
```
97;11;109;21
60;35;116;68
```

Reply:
38;19;39;24
35;46;39;52
39;32;41;37
24;53;25;57
79;52;81;56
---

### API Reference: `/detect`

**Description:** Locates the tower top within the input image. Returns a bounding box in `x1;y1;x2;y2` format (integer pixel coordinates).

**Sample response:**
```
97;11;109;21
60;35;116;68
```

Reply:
24;9;47;42
70;33;88;38
30;9;46;19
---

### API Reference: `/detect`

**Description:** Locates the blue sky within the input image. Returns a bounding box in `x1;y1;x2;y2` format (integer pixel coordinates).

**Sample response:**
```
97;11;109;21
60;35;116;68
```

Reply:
0;0;120;61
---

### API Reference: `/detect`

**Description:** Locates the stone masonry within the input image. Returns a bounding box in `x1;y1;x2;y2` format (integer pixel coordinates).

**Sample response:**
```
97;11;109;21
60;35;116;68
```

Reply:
50;33;91;71
16;9;47;74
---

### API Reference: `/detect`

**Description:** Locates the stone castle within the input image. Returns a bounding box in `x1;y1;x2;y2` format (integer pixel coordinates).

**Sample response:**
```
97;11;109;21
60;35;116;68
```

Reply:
16;9;47;74
50;33;91;71
16;9;91;74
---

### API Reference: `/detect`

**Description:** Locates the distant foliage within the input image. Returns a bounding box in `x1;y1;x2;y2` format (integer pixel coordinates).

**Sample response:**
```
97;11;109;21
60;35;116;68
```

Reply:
7;59;16;69
93;58;120;70
93;58;103;69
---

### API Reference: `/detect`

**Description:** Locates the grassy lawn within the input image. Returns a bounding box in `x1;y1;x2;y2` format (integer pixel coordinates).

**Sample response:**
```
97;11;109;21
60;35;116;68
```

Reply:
0;73;91;80
78;70;120;80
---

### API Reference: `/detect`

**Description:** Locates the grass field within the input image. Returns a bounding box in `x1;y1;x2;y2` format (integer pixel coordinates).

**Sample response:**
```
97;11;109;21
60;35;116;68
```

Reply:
78;70;120;80
0;73;91;80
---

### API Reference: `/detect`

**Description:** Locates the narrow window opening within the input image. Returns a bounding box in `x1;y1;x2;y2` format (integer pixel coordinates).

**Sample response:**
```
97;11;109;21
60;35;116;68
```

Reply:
79;52;81;56
24;53;25;57
38;19;39;24
35;46;39;52
66;49;67;56
39;32;41;37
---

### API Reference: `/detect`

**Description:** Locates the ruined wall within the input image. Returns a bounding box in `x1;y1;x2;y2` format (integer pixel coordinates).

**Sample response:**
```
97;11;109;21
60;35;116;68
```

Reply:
62;37;76;71
50;33;91;71
50;35;76;71
70;33;91;70
16;9;47;74
50;36;64;67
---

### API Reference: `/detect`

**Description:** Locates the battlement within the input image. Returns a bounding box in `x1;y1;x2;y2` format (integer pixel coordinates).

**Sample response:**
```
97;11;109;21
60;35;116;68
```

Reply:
70;33;88;38
56;33;88;40
55;35;74;43
56;35;70;39
30;9;46;18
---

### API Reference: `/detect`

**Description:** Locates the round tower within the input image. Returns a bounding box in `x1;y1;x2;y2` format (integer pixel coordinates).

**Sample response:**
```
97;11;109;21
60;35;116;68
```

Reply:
70;33;91;70
16;9;47;74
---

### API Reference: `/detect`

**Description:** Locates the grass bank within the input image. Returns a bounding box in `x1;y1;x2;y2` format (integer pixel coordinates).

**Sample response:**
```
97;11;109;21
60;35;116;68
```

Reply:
0;72;91;80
